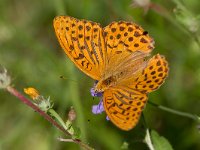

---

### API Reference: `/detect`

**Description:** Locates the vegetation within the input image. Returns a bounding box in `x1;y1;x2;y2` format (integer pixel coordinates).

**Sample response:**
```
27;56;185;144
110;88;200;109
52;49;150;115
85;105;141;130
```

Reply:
0;0;200;149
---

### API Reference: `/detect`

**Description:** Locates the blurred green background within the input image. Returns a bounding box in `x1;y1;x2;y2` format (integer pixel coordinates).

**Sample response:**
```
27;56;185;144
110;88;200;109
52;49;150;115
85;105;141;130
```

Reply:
0;0;200;149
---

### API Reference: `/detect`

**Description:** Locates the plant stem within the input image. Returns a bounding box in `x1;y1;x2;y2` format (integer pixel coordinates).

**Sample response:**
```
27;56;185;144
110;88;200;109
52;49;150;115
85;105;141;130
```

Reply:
144;129;154;150
148;101;200;123
6;86;70;136
58;138;94;150
6;86;94;150
48;108;67;130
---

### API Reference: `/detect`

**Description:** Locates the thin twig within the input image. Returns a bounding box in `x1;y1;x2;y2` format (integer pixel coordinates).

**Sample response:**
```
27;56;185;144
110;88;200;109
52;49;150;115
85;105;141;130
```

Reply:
148;101;200;123
58;137;75;142
58;137;94;150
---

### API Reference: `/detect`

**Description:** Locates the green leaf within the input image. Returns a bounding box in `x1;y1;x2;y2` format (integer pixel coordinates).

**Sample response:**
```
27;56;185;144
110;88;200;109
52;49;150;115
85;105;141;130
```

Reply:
120;141;129;150
151;130;173;150
72;126;81;139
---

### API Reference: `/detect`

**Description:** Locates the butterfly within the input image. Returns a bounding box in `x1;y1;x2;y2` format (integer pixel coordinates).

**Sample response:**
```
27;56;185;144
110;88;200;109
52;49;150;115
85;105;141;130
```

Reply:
53;16;169;131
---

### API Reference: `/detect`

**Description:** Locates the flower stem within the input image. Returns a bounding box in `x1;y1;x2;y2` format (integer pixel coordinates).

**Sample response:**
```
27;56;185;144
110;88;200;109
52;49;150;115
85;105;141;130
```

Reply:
6;86;94;150
48;108;67;130
6;86;70;136
148;101;200;123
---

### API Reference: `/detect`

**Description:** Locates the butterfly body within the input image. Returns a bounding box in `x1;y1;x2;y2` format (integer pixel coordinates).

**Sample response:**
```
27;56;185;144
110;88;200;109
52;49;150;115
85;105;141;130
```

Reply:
95;52;148;93
53;16;169;131
95;76;116;92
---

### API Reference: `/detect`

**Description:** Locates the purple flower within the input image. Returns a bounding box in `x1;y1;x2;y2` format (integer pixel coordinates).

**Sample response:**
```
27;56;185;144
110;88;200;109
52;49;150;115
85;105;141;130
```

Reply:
106;116;110;120
90;87;103;97
91;99;109;120
92;99;104;114
90;81;109;120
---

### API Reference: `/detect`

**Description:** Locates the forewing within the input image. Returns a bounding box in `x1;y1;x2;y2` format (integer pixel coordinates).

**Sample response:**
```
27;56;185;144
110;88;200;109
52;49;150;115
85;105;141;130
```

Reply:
103;21;154;73
53;16;106;80
103;87;147;131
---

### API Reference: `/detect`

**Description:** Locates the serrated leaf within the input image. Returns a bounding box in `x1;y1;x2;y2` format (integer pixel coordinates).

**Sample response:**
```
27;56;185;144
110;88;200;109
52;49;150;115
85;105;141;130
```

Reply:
151;130;173;150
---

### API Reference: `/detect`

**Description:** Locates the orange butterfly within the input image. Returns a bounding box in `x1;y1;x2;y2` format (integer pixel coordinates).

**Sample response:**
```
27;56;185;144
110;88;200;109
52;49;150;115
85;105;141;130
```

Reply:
53;16;169;131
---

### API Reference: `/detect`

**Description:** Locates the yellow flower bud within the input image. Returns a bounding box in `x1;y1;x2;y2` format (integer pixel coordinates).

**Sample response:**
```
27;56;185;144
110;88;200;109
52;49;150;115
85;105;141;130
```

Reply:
24;87;39;100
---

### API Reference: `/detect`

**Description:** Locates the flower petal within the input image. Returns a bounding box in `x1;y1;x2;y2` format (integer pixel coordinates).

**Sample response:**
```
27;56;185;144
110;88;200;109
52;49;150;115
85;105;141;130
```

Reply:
92;100;104;114
106;116;110;120
90;87;103;97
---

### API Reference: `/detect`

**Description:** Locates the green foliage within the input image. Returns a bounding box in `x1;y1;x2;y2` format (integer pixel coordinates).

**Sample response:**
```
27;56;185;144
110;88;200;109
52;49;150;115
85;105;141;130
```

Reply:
0;0;200;149
145;129;173;150
151;130;173;150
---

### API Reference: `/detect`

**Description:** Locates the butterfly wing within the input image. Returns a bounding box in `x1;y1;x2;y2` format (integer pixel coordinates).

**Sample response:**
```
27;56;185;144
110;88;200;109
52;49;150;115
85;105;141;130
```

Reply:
130;54;169;93
103;87;147;131
103;21;154;74
103;54;169;130
54;16;169;130
54;17;154;80
53;16;106;80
